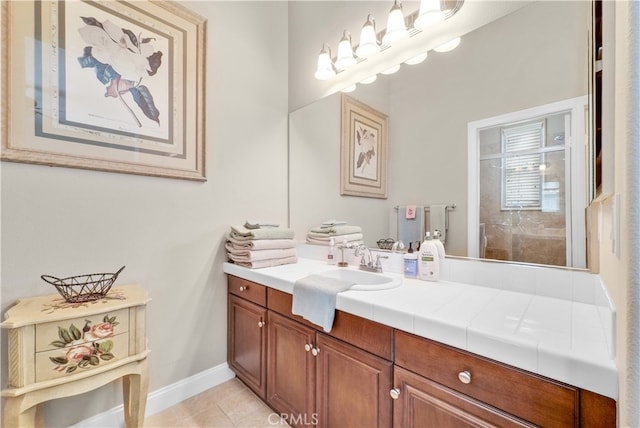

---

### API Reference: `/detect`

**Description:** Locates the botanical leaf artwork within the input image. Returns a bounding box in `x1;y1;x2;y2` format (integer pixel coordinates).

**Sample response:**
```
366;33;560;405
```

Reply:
77;16;163;128
49;315;119;374
355;124;377;178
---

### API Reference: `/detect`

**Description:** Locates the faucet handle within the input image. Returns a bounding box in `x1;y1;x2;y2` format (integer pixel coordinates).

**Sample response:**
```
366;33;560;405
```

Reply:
375;254;389;270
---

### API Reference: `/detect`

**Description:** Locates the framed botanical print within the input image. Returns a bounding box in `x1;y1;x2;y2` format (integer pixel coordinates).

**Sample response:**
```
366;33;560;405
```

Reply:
340;94;388;198
1;0;207;181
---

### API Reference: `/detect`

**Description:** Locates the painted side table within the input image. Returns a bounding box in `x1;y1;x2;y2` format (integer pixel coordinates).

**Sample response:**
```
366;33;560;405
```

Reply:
1;284;151;428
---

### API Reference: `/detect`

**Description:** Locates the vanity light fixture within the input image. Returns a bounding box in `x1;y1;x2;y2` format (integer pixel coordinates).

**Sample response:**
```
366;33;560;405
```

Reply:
312;0;464;86
335;30;357;71
360;75;378;84
381;64;401;75
404;52;428;65
341;84;357;93
433;37;461;52
382;0;409;46
355;15;380;58
414;0;445;30
314;44;336;80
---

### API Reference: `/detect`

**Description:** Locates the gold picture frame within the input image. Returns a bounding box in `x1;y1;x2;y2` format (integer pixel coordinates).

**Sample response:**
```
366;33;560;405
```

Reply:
0;0;207;181
340;94;388;198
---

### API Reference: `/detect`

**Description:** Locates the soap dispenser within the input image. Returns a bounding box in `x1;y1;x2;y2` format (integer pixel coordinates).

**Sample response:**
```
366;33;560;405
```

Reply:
403;242;418;278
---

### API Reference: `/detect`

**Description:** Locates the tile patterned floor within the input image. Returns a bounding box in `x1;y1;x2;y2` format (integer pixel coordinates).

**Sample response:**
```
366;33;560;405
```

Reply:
144;378;290;428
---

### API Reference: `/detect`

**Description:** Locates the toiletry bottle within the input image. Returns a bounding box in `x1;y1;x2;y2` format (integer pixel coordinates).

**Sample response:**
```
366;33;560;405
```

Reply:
433;230;446;277
328;237;336;265
418;232;440;281
433;230;446;258
403;242;418;278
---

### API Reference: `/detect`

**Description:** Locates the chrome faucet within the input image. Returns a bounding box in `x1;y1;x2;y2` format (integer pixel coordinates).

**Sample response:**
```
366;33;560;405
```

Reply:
354;244;388;273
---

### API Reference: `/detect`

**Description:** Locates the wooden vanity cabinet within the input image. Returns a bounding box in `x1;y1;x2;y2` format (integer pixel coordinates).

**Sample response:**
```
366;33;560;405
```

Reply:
393;365;534;427
227;276;267;399
228;276;616;428
394;330;616;427
266;287;393;428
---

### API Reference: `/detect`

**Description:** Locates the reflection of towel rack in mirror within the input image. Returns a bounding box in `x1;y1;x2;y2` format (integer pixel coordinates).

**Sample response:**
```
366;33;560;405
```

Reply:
394;204;456;245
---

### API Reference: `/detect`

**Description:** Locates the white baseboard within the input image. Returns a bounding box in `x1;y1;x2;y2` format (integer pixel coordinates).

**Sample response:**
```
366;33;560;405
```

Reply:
70;363;236;427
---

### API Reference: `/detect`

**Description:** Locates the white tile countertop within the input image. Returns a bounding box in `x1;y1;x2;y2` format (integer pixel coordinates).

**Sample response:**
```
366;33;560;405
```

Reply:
223;250;618;400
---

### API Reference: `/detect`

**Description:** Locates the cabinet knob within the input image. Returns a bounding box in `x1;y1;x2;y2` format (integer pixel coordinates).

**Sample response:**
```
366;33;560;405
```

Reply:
258;320;265;328
389;388;401;400
458;370;472;384
311;347;320;356
239;286;248;292
304;343;313;352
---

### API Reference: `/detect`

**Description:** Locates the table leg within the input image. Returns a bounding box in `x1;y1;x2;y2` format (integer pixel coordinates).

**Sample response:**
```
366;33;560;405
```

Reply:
122;361;149;428
3;396;37;428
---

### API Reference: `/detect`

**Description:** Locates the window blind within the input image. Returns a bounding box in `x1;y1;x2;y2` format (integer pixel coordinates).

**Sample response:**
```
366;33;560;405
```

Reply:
502;122;544;209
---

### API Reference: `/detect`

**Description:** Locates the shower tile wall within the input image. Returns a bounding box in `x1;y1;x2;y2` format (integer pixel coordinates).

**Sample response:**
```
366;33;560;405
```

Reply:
479;115;567;267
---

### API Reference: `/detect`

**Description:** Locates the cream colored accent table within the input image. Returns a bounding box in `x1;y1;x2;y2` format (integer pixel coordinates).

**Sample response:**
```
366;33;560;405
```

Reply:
1;285;151;428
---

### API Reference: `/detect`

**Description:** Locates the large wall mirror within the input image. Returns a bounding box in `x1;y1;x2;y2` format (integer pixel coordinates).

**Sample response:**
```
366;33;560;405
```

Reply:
289;1;591;269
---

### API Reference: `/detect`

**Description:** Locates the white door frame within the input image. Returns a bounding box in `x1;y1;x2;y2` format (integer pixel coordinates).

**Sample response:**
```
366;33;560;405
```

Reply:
467;96;588;268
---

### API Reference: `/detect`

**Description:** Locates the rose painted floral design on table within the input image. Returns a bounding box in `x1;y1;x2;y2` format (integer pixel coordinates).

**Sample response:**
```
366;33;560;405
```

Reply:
77;16;163;128
49;315;119;374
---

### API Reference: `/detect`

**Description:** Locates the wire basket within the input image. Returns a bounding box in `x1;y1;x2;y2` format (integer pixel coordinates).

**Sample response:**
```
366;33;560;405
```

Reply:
41;266;126;303
376;238;395;250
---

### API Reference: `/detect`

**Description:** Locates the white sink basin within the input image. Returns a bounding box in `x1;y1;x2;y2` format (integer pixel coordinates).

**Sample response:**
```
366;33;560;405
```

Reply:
316;268;402;291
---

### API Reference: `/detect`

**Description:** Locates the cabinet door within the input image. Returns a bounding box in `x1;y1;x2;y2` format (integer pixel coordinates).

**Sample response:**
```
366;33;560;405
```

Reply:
393;366;534;428
228;294;267;399
315;333;393;428
267;311;316;426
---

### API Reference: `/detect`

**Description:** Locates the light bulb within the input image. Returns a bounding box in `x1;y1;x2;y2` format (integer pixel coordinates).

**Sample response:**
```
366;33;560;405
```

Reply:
404;52;428;65
335;31;356;71
356;15;380;58
382;1;408;46
360;75;377;84
434;37;461;52
381;64;401;75
314;45;335;80
414;0;444;30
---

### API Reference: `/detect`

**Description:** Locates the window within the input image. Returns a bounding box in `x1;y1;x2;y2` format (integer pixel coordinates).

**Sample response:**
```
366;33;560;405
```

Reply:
501;121;544;210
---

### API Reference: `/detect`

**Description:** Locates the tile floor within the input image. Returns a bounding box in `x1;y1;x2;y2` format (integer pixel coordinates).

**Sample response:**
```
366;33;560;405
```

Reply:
144;378;290;428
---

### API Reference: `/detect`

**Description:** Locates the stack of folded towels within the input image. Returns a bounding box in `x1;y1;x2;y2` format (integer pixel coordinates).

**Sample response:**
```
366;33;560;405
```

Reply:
226;222;297;269
305;220;363;246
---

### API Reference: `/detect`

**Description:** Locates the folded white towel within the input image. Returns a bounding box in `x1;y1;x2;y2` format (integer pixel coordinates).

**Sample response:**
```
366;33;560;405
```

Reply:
226;235;297;250
225;244;297;261
306;233;363;246
321;219;348;228
309;225;362;235
244;221;280;229
292;274;356;332
230;255;298;269
230;225;295;241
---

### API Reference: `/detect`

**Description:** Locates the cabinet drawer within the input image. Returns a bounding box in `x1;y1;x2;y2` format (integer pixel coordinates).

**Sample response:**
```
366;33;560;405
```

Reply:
35;332;130;382
228;276;266;306
34;308;132;382
267;288;392;360
35;308;130;352
395;330;578;427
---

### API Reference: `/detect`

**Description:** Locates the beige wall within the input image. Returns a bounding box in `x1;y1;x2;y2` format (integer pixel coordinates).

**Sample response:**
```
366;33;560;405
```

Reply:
598;2;639;425
0;1;289;426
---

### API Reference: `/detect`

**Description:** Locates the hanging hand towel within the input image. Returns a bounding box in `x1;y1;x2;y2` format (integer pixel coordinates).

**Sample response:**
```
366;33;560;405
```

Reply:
429;204;447;243
292;274;356;332
397;205;424;245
